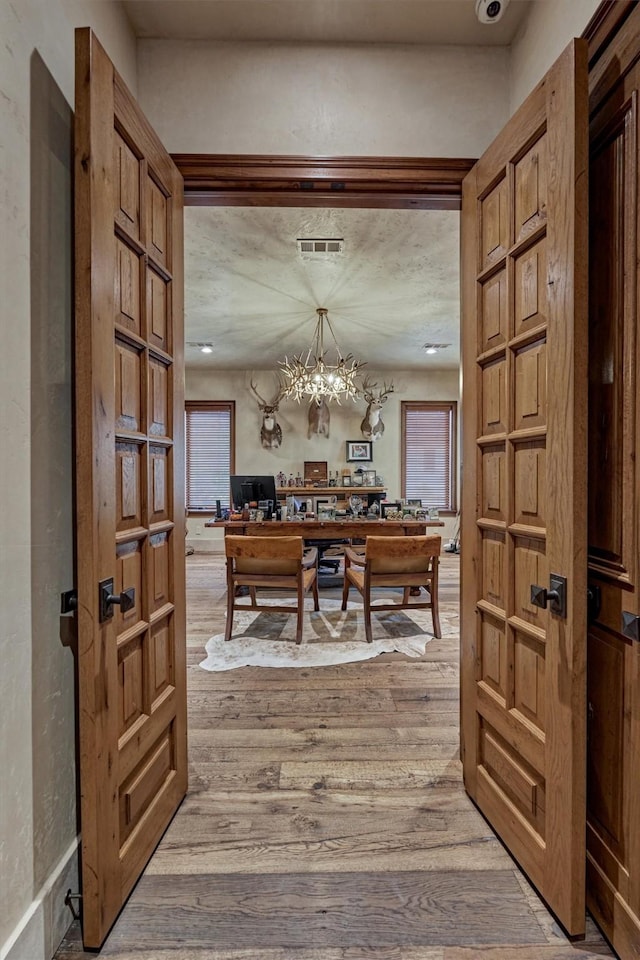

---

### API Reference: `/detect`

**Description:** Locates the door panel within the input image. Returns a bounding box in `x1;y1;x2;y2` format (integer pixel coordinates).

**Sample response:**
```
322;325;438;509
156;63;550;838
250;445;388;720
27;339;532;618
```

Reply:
461;39;588;935
74;28;186;948
586;25;640;956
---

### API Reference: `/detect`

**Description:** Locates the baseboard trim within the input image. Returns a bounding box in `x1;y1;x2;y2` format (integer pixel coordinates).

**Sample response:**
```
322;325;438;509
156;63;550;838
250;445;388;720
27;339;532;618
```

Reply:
0;838;79;960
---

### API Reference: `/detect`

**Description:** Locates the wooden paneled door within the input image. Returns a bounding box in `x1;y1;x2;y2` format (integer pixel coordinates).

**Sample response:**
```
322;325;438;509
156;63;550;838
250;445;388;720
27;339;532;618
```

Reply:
74;29;186;948
586;8;640;954
460;39;589;935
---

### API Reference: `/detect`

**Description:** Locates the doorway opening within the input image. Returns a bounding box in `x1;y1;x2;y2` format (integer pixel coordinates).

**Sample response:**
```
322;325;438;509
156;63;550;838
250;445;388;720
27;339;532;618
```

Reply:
178;153;468;569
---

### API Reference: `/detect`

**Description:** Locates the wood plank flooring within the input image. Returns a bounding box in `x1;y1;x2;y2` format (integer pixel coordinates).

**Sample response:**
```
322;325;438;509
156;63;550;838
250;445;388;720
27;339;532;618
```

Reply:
55;553;613;960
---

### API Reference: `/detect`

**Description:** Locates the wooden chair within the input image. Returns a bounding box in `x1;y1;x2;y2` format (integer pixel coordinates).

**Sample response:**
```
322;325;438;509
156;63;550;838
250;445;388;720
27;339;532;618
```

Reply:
341;535;442;643
224;535;319;644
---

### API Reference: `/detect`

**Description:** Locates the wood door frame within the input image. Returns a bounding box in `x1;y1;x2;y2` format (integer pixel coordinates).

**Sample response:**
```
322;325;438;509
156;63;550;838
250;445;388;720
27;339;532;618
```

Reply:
172;154;475;209
583;3;640;957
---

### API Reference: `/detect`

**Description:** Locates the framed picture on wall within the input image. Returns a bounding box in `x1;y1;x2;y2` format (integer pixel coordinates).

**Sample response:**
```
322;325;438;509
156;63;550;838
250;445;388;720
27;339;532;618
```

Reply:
346;440;373;462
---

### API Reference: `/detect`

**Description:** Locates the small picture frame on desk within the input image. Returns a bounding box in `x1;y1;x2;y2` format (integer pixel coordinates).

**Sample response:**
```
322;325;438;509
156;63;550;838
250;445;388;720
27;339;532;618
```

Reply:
342;475;352;487
363;469;376;486
381;501;402;519
314;497;336;520
346;440;373;462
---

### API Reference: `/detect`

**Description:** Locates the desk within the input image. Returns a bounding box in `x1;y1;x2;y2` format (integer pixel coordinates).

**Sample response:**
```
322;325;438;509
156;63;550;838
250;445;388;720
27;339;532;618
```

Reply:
208;519;444;539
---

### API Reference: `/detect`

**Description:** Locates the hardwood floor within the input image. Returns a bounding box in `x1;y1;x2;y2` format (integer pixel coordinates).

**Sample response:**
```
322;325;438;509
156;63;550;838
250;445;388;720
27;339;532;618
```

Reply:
55;552;613;959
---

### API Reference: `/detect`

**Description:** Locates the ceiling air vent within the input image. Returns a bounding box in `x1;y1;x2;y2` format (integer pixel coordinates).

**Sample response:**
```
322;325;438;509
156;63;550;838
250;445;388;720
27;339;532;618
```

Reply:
187;341;214;354
297;238;344;256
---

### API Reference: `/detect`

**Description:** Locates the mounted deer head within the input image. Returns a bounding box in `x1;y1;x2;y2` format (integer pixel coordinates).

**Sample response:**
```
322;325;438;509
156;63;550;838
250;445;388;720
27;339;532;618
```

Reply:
308;396;330;438
360;377;394;442
250;379;286;449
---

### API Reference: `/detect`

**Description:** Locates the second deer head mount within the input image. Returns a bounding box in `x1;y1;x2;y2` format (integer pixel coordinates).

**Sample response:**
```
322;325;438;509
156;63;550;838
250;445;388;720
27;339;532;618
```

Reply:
308;396;330;438
249;378;286;449
360;377;395;442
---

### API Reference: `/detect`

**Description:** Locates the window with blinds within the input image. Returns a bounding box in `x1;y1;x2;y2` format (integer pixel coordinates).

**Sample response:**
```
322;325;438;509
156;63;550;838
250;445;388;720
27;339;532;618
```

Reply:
185;402;235;511
401;401;457;512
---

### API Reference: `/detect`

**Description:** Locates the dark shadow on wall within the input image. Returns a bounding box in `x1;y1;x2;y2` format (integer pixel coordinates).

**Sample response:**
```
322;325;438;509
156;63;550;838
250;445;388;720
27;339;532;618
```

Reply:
30;49;78;950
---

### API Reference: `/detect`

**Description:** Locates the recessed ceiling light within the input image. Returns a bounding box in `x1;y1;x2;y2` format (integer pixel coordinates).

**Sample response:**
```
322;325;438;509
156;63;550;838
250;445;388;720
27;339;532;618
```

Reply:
423;342;451;355
200;346;213;354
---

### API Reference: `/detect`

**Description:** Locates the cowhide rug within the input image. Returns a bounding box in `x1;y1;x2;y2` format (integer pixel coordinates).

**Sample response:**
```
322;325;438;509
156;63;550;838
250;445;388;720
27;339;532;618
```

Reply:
199;597;458;671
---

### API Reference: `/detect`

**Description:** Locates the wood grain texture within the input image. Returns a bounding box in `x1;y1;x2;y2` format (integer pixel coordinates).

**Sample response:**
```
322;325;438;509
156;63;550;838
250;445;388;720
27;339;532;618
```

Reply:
461;38;589;936
585;5;640;957
74;28;187;948
54;554;613;960
173;154;475;210
217;519;440;539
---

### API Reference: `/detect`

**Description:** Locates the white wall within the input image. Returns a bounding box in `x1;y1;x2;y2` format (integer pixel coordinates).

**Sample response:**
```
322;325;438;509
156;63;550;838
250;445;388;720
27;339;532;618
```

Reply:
508;0;600;114
138;39;510;157
0;4;136;959
186;366;460;550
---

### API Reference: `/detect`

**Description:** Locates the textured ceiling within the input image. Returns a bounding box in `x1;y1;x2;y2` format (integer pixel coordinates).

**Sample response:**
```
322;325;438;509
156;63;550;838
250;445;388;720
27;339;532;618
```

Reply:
185;206;460;371
123;0;531;45
144;0;516;372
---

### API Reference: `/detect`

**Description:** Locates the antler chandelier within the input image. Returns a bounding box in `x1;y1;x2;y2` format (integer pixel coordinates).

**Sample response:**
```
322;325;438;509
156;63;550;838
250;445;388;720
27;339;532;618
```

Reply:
279;307;365;403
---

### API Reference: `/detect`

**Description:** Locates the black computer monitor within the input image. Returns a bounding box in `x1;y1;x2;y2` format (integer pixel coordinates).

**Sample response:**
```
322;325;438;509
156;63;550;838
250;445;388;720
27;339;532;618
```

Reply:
229;475;278;516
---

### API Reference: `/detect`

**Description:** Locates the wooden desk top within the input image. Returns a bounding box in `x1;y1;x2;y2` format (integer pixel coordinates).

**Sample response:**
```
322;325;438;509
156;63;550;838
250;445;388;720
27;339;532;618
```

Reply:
207;519;444;539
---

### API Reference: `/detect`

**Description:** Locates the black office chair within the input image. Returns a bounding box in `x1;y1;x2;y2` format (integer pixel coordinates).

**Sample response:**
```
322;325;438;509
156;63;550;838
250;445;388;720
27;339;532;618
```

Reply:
305;538;350;578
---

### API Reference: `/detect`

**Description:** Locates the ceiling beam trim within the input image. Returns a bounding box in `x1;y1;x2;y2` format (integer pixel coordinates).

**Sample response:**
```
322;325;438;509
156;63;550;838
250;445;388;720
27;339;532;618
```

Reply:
172;154;476;209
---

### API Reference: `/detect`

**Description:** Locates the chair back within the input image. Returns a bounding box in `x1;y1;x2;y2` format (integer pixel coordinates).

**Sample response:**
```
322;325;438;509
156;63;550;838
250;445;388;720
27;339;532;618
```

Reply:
225;535;304;576
365;535;441;575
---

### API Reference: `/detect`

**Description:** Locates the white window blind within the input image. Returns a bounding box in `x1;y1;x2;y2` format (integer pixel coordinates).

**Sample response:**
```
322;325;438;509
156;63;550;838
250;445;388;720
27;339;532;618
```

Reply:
402;402;456;511
185;403;234;511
